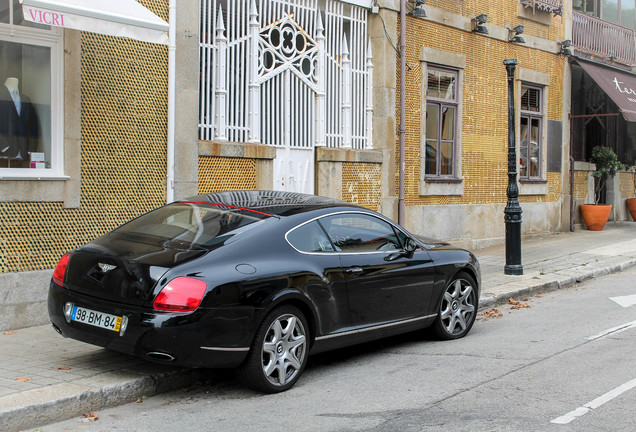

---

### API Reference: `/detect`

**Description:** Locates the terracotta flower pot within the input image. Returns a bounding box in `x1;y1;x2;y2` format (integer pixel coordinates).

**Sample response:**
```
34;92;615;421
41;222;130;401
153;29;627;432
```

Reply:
627;198;636;221
580;204;612;231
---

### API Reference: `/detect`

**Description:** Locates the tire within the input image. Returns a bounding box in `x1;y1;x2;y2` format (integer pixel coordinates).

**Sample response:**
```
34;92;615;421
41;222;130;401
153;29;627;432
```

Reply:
238;305;310;393
432;272;478;340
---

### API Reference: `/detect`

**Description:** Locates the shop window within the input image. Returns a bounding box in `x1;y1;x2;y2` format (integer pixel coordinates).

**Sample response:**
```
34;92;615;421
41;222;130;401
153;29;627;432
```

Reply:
0;0;63;177
425;66;458;179
520;85;543;180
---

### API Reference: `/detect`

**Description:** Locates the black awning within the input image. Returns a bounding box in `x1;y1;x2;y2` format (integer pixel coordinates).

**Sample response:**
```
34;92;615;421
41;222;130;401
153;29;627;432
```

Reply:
576;59;636;122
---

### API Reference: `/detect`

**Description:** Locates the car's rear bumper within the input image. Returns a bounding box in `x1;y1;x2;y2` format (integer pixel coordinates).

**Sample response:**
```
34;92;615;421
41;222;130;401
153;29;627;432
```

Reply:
48;282;256;368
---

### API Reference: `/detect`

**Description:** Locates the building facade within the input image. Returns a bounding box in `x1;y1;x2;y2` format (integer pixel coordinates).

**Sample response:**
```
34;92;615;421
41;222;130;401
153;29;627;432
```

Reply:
394;0;570;249
4;0;624;331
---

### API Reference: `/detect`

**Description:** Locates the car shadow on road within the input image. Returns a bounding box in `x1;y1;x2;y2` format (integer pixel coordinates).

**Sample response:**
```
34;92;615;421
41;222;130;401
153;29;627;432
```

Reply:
306;329;436;369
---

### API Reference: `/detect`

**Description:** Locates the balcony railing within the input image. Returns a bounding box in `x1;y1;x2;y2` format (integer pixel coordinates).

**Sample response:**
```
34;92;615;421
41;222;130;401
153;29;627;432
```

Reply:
572;10;636;64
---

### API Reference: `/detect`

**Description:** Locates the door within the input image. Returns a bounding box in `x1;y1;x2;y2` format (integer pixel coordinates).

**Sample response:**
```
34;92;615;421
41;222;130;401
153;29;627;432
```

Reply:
319;213;436;326
259;13;317;193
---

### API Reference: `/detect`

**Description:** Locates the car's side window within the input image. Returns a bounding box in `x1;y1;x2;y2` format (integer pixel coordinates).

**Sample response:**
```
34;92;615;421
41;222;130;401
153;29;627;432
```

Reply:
287;221;335;253
319;214;402;253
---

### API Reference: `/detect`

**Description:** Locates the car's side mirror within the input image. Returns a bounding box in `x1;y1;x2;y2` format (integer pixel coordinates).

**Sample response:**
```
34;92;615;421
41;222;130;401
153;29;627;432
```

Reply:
404;237;418;253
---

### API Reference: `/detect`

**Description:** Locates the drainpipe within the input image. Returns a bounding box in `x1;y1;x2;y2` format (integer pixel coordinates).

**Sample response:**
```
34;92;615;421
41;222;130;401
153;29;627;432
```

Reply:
166;0;176;203
570;155;575;231
398;0;406;225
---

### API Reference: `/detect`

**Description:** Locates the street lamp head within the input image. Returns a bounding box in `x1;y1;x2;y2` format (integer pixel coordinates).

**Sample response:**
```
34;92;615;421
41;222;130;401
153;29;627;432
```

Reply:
509;25;526;43
411;0;426;18
559;40;573;56
472;14;489;34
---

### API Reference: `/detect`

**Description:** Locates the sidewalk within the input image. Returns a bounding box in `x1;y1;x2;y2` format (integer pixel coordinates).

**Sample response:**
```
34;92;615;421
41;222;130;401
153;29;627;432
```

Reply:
2;222;636;431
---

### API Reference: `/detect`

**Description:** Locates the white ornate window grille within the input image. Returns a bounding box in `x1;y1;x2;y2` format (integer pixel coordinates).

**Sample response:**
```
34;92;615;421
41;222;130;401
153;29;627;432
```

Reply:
199;0;372;150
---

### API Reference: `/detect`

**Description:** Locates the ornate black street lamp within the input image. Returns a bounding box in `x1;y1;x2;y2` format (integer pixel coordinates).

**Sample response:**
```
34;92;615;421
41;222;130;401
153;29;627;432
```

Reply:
503;59;523;275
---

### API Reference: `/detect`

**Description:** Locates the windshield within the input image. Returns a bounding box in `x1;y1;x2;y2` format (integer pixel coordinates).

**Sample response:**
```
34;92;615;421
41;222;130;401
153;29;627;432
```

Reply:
112;202;269;249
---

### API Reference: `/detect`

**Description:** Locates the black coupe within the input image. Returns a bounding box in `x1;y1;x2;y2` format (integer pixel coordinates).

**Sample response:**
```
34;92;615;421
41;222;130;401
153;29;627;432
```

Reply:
49;190;480;393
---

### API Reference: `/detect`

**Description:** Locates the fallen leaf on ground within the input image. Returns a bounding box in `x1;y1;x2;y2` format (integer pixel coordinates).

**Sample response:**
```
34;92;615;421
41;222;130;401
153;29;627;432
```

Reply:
521;297;530;301
56;366;72;370
3;330;16;335
509;297;530;309
16;377;33;382
136;398;143;403
82;412;99;422
535;294;543;298
479;308;503;320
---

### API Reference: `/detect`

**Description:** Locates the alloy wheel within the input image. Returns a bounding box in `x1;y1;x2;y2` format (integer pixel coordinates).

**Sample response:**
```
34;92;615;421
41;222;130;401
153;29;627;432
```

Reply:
436;274;477;339
261;313;307;387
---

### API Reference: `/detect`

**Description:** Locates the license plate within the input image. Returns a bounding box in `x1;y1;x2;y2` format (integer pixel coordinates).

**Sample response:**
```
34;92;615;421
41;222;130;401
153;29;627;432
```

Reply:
71;305;122;332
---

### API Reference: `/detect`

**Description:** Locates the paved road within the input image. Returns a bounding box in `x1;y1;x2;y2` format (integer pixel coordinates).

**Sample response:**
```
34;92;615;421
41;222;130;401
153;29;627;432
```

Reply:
33;269;636;432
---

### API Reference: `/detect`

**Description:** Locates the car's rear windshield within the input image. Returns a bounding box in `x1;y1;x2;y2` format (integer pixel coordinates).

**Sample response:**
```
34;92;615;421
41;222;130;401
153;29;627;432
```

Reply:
112;202;270;249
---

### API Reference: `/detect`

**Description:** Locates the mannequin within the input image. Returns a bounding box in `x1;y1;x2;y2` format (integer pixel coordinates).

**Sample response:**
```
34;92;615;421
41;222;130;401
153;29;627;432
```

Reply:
4;77;19;93
4;77;21;115
0;76;40;163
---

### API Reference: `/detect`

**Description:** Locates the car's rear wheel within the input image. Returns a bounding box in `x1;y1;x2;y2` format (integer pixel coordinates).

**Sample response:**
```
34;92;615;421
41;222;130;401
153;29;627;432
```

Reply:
239;305;309;393
432;272;477;340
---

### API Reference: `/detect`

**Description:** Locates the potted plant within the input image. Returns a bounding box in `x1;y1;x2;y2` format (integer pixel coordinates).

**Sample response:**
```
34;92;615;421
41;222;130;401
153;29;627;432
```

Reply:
580;146;623;231
628;195;636;221
625;164;636;221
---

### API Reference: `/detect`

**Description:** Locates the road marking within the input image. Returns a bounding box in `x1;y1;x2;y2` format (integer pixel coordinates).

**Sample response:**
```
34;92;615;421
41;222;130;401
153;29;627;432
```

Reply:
551;378;636;424
587;320;636;341
610;294;636;308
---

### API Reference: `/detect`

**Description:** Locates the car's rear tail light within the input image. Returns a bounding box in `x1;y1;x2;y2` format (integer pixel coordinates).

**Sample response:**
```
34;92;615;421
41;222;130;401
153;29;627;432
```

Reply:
52;253;71;286
153;277;207;312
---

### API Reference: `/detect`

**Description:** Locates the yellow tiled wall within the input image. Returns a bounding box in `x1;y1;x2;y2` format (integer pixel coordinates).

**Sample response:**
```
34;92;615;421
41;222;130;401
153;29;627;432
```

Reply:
341;162;382;211
198;157;258;194
619;171;636;198
573;171;589;199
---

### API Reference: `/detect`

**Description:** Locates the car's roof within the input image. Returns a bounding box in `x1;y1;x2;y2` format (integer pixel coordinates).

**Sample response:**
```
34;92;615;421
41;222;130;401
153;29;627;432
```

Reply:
182;190;365;217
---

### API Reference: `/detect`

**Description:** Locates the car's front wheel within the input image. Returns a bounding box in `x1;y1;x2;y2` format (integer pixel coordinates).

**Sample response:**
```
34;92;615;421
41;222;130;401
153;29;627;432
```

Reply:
239;305;309;393
432;272;478;340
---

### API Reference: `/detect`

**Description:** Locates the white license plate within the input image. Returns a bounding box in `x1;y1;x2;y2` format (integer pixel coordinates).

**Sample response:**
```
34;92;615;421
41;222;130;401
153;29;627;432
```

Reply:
71;305;122;332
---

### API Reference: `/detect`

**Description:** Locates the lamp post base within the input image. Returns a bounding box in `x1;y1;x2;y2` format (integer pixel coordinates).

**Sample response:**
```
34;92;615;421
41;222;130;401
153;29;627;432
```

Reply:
504;264;524;275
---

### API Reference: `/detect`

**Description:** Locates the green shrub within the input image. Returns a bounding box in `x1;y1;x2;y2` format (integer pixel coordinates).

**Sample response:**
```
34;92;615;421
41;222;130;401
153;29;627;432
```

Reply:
590;146;623;204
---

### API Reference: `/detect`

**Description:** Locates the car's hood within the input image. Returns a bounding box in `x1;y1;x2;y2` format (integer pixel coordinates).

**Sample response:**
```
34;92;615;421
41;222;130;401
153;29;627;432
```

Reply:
64;234;207;306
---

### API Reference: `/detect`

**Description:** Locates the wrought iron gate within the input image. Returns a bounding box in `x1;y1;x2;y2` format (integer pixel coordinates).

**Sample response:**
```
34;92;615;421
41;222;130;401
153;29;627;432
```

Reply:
199;0;372;192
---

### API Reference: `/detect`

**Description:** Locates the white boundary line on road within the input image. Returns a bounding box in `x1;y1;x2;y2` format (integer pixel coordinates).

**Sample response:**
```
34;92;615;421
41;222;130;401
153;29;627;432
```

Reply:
609;294;636;308
551;378;636;425
587;320;636;341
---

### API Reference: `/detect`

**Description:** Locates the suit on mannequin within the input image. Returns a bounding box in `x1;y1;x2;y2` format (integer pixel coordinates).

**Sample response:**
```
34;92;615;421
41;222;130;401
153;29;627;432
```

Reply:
0;77;41;161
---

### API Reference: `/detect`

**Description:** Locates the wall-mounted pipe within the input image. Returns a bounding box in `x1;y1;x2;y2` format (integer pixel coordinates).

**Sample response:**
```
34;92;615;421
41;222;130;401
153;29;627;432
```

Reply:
166;0;176;203
398;0;406;225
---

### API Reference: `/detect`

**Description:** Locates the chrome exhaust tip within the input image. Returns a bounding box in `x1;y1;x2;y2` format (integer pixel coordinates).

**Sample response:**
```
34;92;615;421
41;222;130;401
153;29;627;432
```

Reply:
51;323;63;335
146;351;176;362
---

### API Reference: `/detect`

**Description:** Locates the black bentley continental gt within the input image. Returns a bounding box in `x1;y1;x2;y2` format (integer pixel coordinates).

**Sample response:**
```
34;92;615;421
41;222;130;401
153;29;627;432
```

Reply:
49;190;480;393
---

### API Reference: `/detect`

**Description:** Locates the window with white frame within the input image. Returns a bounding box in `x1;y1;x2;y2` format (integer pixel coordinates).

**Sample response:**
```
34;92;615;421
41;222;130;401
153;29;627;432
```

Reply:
0;0;63;176
425;66;458;178
520;84;543;180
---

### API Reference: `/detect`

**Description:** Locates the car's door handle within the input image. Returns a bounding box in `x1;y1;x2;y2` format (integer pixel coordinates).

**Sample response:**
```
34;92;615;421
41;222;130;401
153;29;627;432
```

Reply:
345;267;364;275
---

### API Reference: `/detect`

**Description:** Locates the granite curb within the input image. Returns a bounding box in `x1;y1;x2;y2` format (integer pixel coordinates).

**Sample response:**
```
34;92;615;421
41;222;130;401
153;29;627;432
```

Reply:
479;257;636;309
0;368;203;432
